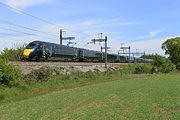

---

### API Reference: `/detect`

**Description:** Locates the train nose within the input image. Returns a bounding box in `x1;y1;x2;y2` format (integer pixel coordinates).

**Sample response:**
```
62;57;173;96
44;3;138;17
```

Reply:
23;49;33;58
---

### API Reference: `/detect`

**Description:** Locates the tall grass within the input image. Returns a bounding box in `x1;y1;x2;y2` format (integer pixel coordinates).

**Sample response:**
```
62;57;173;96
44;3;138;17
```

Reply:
0;59;22;87
0;45;25;61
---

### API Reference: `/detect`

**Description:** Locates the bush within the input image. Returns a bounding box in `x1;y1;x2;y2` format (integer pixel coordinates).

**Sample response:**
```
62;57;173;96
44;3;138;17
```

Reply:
134;65;151;74
150;66;159;74
0;45;25;61
176;63;180;70
24;67;53;84
0;59;22;87
135;66;145;74
152;55;174;73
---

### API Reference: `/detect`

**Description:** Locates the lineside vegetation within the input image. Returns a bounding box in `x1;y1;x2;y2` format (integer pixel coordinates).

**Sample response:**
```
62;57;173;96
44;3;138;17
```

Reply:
0;45;25;61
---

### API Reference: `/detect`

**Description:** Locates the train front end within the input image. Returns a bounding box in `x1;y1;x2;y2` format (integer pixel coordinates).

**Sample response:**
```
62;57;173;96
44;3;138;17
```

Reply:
23;41;41;60
23;49;33;59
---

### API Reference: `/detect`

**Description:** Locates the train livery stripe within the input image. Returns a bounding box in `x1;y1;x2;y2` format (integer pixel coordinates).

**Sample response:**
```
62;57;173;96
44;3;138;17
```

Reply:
23;49;32;58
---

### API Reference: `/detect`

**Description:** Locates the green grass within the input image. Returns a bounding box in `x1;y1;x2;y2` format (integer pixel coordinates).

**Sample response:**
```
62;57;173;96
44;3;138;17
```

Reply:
0;73;180;120
0;66;138;104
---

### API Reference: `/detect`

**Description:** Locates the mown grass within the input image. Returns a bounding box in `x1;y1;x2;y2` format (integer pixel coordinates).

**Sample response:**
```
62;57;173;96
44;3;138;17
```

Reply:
0;72;180;120
0;64;137;104
0;67;140;105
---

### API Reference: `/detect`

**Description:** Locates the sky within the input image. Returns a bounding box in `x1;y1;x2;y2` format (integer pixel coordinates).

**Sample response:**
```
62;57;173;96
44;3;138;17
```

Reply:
0;0;180;56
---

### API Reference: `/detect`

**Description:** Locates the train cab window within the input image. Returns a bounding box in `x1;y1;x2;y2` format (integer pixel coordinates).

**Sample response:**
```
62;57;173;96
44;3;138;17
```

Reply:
26;43;37;49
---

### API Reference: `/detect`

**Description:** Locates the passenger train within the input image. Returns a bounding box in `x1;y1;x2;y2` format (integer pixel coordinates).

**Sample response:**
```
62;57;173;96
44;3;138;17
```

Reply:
23;41;153;63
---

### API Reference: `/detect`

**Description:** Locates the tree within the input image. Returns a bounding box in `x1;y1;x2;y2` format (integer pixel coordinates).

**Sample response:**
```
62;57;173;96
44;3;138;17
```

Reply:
162;37;180;65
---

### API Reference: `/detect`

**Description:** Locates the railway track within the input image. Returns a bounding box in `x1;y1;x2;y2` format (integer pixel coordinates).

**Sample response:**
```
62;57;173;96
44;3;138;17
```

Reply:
9;61;128;67
9;61;129;74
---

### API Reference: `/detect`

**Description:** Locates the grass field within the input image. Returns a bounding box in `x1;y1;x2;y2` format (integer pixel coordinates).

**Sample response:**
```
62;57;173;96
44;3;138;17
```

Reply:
0;73;180;120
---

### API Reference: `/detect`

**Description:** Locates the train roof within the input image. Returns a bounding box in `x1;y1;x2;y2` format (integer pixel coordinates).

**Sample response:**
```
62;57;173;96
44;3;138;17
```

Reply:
29;40;79;49
28;40;101;52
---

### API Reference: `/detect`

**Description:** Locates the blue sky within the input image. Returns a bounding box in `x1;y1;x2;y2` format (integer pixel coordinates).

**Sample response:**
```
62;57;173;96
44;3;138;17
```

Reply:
0;0;180;55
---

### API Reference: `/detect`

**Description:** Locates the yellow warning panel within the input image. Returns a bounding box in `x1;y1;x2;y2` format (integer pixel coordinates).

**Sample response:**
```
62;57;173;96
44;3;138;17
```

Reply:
23;49;32;58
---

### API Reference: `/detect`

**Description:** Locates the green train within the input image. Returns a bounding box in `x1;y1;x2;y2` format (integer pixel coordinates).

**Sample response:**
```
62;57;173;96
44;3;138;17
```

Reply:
23;41;104;62
23;41;153;63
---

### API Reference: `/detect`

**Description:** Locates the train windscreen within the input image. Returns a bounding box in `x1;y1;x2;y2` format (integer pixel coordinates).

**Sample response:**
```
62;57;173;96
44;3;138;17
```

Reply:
26;42;38;49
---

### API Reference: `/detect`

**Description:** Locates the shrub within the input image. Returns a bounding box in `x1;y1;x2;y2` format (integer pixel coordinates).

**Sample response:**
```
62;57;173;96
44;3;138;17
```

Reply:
152;55;174;73
150;66;159;74
24;67;53;84
134;65;151;74
0;59;22;87
135;65;146;74
176;63;180;70
0;45;25;61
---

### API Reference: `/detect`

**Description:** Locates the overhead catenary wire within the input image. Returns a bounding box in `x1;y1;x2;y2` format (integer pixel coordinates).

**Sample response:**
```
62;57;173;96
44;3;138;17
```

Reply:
0;26;57;40
0;19;58;37
0;2;91;37
0;2;61;28
0;1;104;50
0;26;38;36
0;32;22;36
0;33;29;39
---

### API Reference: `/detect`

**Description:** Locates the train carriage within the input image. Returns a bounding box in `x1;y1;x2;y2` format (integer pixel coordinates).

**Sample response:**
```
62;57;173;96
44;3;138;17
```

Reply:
51;43;78;60
23;41;79;61
107;54;119;62
79;49;102;61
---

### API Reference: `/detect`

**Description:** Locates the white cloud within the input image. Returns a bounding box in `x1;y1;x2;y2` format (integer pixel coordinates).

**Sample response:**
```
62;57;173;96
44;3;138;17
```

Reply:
4;0;53;10
149;29;166;38
129;38;165;55
137;29;166;40
79;19;139;30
